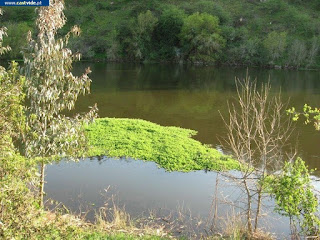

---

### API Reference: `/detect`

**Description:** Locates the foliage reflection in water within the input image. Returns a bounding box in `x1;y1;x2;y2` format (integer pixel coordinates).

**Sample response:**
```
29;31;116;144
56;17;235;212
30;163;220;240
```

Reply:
46;63;320;238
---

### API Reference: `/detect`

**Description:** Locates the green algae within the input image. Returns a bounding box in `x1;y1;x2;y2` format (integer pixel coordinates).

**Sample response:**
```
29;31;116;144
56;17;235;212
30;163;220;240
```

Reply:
85;118;239;172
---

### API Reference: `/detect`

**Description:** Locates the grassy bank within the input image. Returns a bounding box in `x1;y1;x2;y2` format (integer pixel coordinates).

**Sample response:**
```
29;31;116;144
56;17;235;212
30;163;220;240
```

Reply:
85;118;239;171
0;148;172;239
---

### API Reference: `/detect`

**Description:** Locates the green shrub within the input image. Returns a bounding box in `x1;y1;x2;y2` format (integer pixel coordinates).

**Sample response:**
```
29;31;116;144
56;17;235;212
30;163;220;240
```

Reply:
1;7;34;22
216;26;265;66
180;12;225;63
266;158;320;236
0;62;38;239
263;31;287;64
0;153;38;239
260;0;288;14
152;6;186;60
288;39;307;68
237;37;264;66
119;11;158;61
1;22;32;60
181;0;231;25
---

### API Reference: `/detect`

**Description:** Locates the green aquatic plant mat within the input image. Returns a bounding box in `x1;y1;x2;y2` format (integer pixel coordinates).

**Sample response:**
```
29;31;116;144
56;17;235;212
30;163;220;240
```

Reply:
85;118;239;172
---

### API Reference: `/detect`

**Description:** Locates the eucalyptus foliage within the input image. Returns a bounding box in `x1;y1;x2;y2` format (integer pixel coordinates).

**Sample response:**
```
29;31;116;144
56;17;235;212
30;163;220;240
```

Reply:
23;0;97;161
0;9;10;55
22;0;97;207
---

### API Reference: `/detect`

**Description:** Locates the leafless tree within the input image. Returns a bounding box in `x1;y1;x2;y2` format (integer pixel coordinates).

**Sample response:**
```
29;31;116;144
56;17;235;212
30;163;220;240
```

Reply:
220;74;295;236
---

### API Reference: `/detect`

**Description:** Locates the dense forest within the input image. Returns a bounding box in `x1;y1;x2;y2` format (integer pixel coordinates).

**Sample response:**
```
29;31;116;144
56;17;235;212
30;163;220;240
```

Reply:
2;0;320;69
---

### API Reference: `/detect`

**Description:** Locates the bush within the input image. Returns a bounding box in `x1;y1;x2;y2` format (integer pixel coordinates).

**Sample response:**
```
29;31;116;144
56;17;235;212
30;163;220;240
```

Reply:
1;23;32;60
118;11;158;61
306;36;320;68
180;12;226;63
0;153;38;239
212;26;265;66
263;31;287;64
237;37;264;66
1;7;34;22
260;0;288;14
152;6;186;60
288;39;307;68
266;158;320;237
0;62;38;239
0;62;25;146
282;6;313;36
181;0;231;25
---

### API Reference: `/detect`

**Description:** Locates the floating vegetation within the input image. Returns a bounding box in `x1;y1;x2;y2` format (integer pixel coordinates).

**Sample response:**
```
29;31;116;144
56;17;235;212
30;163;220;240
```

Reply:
85;118;239;172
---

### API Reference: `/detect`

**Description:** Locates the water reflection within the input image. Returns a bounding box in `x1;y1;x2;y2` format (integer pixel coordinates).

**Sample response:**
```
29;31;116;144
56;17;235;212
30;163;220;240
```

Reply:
46;63;320;238
45;157;292;238
72;63;320;174
72;63;320;92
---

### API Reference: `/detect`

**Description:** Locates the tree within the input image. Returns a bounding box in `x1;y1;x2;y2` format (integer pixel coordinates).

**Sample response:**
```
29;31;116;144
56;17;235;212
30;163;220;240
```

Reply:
0;9;10;55
184;0;231;25
1;22;31;60
288;39;307;68
238;37;263;65
221;76;294;235
263;31;287;63
23;0;97;206
152;6;186;60
180;12;225;63
122;10;158;60
306;36;319;68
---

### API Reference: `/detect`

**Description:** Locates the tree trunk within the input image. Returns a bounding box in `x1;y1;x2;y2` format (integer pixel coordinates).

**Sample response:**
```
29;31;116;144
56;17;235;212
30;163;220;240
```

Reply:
244;180;253;235
254;187;263;232
39;161;45;207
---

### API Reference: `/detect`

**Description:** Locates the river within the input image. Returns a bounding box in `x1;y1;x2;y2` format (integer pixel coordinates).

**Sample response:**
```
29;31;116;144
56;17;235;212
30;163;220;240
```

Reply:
45;63;320;238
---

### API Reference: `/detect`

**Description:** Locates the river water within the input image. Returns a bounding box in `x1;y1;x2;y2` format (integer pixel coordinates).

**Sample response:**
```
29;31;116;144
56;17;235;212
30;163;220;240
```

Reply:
45;63;320;238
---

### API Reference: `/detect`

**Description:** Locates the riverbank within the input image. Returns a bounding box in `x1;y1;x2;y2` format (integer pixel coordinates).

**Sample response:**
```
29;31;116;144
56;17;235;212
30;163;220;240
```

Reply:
85;118;240;172
0;149;244;240
3;58;320;71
